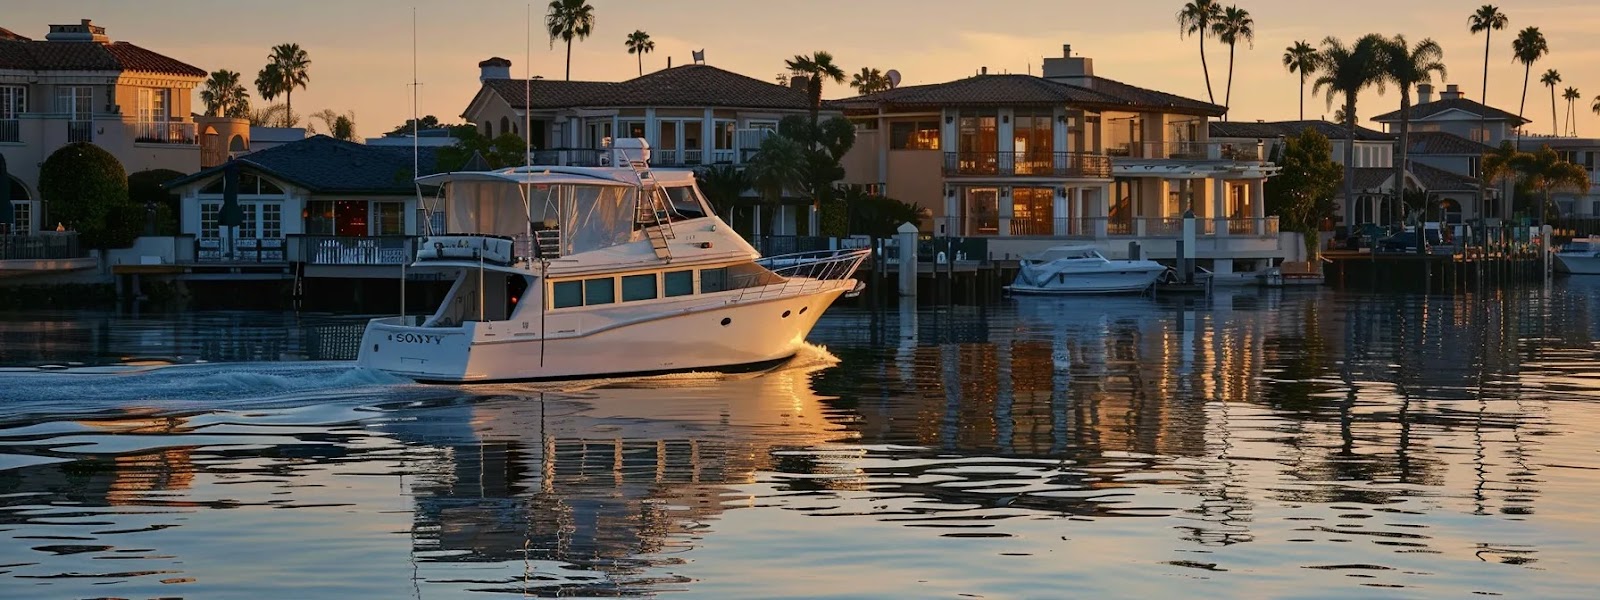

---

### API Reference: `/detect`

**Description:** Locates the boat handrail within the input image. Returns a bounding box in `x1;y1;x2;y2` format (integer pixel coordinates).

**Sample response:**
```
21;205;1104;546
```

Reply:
736;248;870;302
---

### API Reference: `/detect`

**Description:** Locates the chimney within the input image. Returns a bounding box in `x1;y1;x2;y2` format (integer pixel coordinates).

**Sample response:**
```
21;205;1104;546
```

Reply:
45;19;109;43
790;76;809;93
1417;83;1434;104
981;66;988;76
1441;84;1463;101
1041;41;1094;81
477;57;512;82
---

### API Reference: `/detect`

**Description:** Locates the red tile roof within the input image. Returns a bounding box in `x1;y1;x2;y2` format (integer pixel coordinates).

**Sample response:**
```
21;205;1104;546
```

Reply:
484;64;812;110
0;26;29;42
0;39;203;77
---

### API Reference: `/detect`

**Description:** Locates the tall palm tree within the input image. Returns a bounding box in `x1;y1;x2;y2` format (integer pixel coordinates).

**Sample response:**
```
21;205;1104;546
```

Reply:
1469;5;1508;108
200;69;250;118
254;43;311;128
1511;26;1548;135
1283;41;1319;120
784;51;846;126
1380;35;1446;231
850;67;890;95
1539;69;1561;136
1313;34;1389;230
1177;0;1224;103
546;0;595;81
1212;5;1254;118
625;30;654;77
1562;87;1580;136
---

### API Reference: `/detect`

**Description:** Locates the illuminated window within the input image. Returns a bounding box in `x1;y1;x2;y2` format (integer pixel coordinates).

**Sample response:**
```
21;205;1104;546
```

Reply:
890;121;941;150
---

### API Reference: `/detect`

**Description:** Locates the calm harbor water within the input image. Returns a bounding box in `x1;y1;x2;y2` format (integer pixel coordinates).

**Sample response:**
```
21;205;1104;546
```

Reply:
3;283;1600;598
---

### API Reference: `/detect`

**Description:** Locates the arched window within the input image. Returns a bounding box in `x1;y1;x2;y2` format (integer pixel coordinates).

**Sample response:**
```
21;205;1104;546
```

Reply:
228;134;248;152
499;117;511;138
484;121;493;138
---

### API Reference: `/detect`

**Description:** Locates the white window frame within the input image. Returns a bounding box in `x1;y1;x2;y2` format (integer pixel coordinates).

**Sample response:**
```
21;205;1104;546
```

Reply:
55;86;93;120
0;85;24;119
9;201;32;234
200;201;221;239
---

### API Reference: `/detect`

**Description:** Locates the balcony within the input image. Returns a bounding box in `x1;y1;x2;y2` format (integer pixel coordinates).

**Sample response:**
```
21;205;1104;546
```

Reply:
303;235;413;265
0;119;17;143
942;151;1112;178
67;119;93;143
934;215;1280;239
130;120;197;145
1108;141;1265;162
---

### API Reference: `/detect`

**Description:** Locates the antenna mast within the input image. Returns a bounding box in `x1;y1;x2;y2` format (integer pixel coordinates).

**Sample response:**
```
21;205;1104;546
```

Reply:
525;3;533;168
411;7;420;179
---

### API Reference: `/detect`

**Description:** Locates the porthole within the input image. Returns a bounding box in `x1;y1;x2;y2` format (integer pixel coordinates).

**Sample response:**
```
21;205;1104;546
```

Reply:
720;317;732;326
799;307;808;315
782;310;792;319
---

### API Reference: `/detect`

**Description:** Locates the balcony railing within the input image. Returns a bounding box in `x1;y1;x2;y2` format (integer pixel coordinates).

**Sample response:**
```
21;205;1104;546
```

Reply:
942;151;1112;178
67;119;93;143
932;215;1280;239
1;232;85;260
195;237;286;263
0;119;18;143
303;235;414;265
131;120;197;145
1108;141;1264;162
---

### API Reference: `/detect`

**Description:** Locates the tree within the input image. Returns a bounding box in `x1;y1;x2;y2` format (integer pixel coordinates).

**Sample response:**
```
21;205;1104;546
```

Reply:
1593;94;1600;118
833;185;922;238
310;109;359;141
1212;5;1253;118
850;67;891;95
1469;5;1508;109
1514;145;1590;222
784;51;846;126
1379;35;1446;235
39;143;137;248
128;169;185;235
1313;34;1388;231
775;115;856;234
546;0;595;81
248;104;299;128
388;115;445;136
745;134;806;210
1511;26;1548;134
1265;128;1342;255
1283;41;1319;120
695;165;748;220
1539;69;1561;136
1177;0;1224;104
437;125;527;171
255;43;311;128
625;30;654;77
200;69;251;118
1562;87;1580;136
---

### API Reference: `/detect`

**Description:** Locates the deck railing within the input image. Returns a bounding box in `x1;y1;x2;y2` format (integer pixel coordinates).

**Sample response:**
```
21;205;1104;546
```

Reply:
736;248;870;302
942;151;1112;178
195;237;286;263
130;121;197;145
0;232;84;260
0;119;18;143
303;235;413;265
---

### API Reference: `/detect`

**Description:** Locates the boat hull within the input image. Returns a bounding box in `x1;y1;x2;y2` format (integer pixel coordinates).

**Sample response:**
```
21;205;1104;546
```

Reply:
356;284;850;384
1008;268;1164;295
1555;254;1600;275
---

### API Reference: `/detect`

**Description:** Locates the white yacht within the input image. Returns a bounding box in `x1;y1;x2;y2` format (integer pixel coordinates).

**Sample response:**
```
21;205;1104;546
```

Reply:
356;139;868;383
1006;245;1167;295
1555;236;1600;275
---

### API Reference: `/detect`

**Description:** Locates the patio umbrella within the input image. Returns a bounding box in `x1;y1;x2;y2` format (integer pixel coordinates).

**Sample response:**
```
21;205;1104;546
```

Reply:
218;160;245;256
0;153;13;233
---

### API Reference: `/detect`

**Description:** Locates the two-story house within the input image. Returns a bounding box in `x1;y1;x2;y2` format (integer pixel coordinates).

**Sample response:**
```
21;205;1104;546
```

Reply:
0;19;207;235
1522;137;1600;217
1372;84;1527;147
460;58;826;234
836;44;1285;276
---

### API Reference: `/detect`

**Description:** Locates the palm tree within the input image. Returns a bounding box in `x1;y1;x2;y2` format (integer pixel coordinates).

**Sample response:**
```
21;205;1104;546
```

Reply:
1516;145;1590;222
850;67;890;95
1511;26;1548;135
248;104;297;128
1562;87;1580;136
1380;35;1446;231
1482;140;1521;219
745;135;807;233
1469;6;1508;108
1539;69;1561;136
1283;41;1319;120
1212;5;1254;118
1177;0;1224;103
200;69;250;118
625;30;654;77
784;51;846;126
1313;34;1389;230
254;43;311;128
546;0;595;81
1593;94;1600;118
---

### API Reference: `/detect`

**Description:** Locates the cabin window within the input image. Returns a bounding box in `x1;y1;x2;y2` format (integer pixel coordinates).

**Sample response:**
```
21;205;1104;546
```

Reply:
621;274;658;302
584;278;616;305
664;270;694;297
552;281;583;308
700;267;728;293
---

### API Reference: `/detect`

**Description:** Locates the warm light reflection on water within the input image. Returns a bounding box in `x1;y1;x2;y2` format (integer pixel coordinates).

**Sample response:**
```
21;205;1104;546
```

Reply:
3;282;1600;598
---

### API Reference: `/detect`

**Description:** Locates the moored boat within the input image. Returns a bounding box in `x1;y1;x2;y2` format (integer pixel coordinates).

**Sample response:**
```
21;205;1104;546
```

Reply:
1555;236;1600;275
1005;245;1166;295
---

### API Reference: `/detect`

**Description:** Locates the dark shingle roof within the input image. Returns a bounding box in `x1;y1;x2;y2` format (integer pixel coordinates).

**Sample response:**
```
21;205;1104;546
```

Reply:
485;64;812;110
1404;131;1494;155
831;74;1226;116
165;136;441;195
1371;98;1529;126
1349;163;1478;194
0;39;203;76
1210;120;1392;141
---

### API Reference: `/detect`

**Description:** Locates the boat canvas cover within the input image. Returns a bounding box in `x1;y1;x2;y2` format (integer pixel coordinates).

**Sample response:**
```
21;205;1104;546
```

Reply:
430;172;637;255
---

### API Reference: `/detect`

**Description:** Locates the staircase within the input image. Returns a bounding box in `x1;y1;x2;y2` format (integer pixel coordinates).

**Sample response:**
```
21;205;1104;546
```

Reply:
620;152;676;261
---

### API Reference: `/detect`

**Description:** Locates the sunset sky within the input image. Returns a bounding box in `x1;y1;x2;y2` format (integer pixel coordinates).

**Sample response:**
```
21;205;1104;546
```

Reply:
10;0;1600;139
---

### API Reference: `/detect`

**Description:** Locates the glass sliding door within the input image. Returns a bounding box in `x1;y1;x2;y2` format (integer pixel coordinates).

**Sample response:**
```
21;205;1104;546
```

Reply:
1010;187;1054;236
958;112;998;175
964;188;999;236
1012;111;1053;175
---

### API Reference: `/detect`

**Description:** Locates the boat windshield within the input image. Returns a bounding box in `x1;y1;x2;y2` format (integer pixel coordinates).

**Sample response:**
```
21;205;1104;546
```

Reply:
1029;247;1103;262
1563;241;1594;253
443;180;636;255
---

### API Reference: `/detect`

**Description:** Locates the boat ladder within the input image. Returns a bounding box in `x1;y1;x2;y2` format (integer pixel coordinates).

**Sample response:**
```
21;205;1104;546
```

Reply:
621;153;676;260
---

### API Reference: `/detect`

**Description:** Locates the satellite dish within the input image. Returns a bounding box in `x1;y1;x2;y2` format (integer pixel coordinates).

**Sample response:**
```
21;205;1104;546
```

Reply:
885;69;902;89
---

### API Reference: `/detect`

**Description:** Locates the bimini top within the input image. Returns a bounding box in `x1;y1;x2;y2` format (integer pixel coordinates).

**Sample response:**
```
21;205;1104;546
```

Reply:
414;165;700;188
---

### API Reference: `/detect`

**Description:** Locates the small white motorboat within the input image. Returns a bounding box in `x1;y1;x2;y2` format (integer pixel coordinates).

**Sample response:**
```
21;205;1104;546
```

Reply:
1555;236;1600;275
1006;245;1167;295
